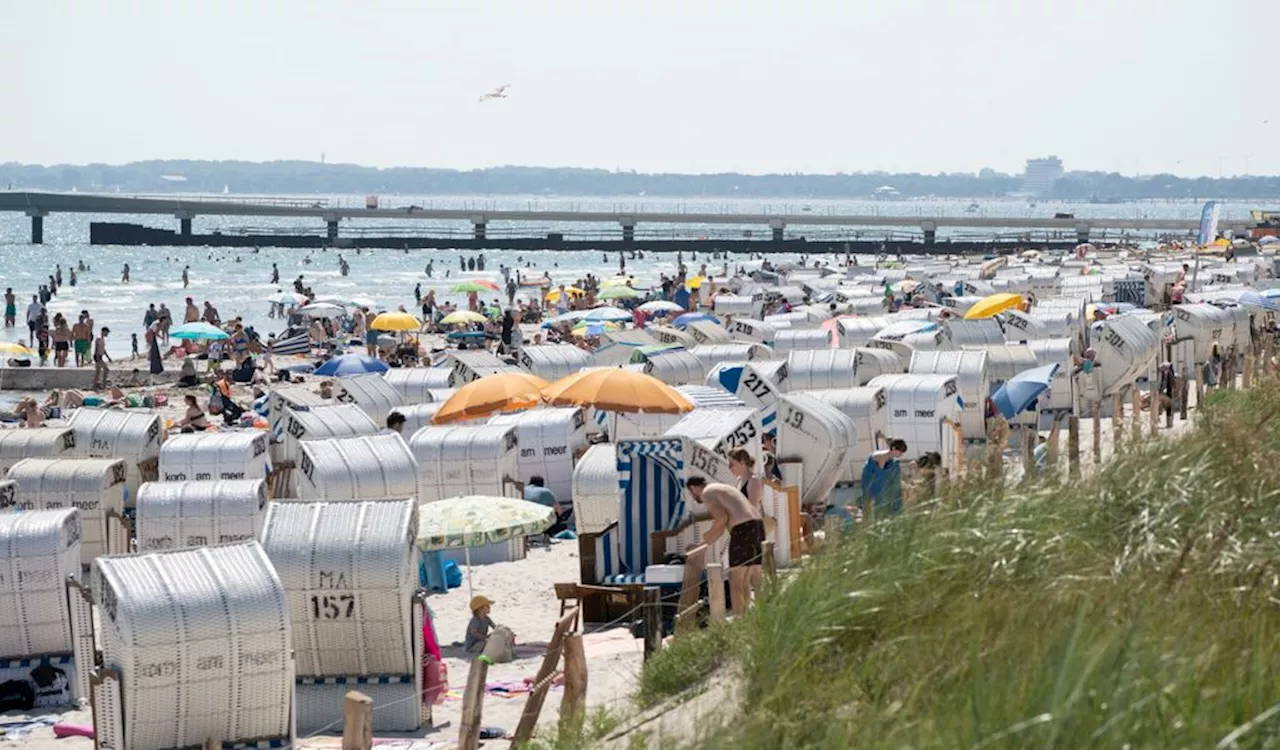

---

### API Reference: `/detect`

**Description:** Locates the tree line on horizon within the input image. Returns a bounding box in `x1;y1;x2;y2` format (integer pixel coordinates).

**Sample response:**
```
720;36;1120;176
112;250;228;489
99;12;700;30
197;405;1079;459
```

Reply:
3;160;1280;200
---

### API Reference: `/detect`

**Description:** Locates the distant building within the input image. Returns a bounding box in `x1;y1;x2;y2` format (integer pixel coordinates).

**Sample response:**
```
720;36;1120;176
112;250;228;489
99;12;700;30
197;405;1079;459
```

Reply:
1021;156;1063;196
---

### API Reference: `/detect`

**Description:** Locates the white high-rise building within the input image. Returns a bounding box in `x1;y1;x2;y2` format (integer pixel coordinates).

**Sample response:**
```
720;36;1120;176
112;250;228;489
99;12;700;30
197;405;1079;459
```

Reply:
1022;156;1064;196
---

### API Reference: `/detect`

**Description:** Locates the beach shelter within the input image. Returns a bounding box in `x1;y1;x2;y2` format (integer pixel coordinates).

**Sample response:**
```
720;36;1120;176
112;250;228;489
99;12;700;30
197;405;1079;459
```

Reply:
964;293;1024;320
416;495;554;595
431;372;548;424
371;311;423;331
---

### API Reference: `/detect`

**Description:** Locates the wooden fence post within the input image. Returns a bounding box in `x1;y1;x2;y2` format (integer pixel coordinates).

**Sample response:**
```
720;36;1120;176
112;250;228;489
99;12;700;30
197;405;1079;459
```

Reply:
707;563;726;622
560;634;588;732
342;690;373;750
1091;405;1102;463
762;540;776;580
459;660;489;750
1067;415;1080;479
1130;385;1142;441
643;587;663;659
1111;393;1123;451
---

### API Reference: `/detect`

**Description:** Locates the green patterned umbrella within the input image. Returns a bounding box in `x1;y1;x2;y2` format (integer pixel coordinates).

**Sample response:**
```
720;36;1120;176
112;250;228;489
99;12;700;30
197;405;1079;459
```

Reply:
416;496;555;551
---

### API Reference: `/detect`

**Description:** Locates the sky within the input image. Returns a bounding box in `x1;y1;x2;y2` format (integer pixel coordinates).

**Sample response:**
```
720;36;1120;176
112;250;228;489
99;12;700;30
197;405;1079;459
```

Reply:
1;0;1275;177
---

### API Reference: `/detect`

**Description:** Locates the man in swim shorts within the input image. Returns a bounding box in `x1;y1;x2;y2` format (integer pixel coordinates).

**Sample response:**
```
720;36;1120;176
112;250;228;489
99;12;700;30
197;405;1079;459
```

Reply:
686;476;764;616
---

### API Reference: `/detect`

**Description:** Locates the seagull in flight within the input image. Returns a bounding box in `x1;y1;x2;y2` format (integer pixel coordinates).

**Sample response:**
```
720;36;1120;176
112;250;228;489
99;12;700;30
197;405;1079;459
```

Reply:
479;84;511;103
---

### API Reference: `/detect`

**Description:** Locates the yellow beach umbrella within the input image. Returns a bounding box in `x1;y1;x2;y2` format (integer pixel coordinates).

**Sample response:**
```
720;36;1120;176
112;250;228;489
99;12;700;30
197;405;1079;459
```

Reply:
0;341;35;357
686;276;708;289
432;372;550;424
542;368;694;414
545;287;586;302
370;312;423;331
440;310;487;325
964;293;1024;320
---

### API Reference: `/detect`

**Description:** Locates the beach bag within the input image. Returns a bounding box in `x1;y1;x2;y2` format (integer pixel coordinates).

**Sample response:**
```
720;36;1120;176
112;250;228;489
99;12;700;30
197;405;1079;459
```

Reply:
444;560;463;589
423;658;449;706
482;626;516;664
0;679;34;712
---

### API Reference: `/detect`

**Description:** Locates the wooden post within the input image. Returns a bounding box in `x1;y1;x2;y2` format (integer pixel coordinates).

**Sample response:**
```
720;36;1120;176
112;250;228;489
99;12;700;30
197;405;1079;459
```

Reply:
643;587;663;659
707;563;726;622
1091;405;1102;463
1067;415;1080;479
559;634;588;731
1181;369;1191;419
1243;354;1253;390
511;610;578;747
1130;385;1142;441
1150;367;1161;434
204;740;219;750
342;690;373;750
458;659;489;750
1111;393;1123;451
1047;412;1061;466
762;540;776;579
1021;428;1036;481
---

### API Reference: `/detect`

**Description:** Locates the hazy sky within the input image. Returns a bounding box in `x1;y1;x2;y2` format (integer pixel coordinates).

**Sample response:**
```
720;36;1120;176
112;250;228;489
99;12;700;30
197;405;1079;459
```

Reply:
2;0;1274;177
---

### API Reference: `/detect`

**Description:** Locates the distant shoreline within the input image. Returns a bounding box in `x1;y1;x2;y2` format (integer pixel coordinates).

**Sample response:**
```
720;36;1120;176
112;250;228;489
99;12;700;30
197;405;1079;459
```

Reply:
5;160;1280;201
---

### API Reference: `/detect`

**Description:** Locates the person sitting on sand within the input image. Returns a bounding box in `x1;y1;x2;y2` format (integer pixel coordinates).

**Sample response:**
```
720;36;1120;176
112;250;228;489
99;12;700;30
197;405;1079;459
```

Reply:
464;595;497;656
524;475;572;536
15;398;44;428
178;357;199;388
177;394;209;432
123;369;145;388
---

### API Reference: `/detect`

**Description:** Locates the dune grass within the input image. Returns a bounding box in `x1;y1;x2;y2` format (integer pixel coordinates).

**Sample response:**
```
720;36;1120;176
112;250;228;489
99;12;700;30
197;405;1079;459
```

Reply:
637;384;1280;749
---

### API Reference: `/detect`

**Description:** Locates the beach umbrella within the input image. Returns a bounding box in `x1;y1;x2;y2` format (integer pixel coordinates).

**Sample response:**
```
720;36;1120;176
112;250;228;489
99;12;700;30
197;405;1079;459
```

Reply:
432;372;549;424
267;291;303;305
600;276;634;288
0;341;35;358
686;276;708;289
298;302;347;318
581;307;632;323
597;286;639;300
1261;288;1280;299
170;322;230;341
542;310;589;328
314;353;389;377
451;280;497;293
873;320;937;340
545;287;586;302
891;279;920;294
673;312;719;328
1238;290;1280;312
439;310;486;326
371;311;423;331
543;368;695;414
991;363;1059;419
571;322;619;338
1260;236;1279;246
639;300;684;314
348;296;377;308
964;293;1024;320
416;495;556;596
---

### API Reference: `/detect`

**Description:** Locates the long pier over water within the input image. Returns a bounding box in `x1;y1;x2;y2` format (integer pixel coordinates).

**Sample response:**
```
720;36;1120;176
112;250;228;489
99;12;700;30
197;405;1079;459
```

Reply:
0;191;1229;253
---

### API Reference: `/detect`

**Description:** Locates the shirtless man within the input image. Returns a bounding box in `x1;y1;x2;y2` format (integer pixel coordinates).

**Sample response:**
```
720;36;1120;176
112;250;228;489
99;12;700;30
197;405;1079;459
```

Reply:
685;477;764;616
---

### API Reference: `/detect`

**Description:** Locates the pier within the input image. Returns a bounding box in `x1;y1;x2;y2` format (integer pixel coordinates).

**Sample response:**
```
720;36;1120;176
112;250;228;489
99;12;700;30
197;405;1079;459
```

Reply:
0;191;1236;252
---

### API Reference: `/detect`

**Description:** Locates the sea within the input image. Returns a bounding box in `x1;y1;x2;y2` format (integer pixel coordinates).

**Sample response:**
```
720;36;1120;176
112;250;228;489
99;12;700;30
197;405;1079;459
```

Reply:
0;193;1257;361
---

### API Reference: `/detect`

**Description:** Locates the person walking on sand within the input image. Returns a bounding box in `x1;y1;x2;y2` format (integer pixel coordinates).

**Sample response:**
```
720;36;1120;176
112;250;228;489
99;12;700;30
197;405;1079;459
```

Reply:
683;477;764;616
92;328;112;389
70;314;89;367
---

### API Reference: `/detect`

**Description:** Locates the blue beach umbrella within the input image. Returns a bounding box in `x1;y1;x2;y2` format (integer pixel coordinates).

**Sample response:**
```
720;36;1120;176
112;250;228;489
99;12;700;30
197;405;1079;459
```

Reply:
314;353;389;377
1237;291;1280;312
991;363;1060;420
170;322;229;341
673;312;720;328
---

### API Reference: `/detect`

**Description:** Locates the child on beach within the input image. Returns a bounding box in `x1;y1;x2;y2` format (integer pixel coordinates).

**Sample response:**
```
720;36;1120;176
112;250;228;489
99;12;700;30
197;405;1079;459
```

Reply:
464;595;496;655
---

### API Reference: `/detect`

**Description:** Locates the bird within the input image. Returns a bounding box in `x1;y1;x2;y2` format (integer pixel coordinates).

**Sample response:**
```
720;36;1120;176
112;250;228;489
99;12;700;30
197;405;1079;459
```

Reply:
479;84;511;103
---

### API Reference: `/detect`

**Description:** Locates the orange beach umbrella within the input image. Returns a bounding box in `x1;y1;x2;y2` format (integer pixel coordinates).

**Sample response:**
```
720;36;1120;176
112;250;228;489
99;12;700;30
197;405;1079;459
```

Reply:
542;368;694;414
432;372;549;424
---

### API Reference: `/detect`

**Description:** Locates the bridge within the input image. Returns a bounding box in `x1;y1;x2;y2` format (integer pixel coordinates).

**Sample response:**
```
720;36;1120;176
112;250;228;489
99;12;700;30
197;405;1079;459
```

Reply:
0;191;1233;248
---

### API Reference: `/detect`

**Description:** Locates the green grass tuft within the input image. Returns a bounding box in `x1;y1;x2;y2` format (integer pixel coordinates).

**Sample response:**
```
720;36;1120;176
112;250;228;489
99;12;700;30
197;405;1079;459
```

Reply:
640;382;1280;749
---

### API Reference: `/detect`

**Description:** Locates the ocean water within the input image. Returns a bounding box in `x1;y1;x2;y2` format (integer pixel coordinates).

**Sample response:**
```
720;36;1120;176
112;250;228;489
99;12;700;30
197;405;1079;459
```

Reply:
0;194;1254;357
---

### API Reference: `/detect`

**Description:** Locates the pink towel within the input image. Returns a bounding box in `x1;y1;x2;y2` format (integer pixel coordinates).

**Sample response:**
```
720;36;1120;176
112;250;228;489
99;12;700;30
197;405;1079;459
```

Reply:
421;602;442;661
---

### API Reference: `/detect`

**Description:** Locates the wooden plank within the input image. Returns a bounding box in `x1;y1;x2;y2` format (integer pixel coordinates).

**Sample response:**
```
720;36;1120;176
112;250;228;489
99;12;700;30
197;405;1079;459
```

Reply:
672;544;708;636
706;563;726;621
643;587;663;659
509;608;579;747
342;690;373;750
459;659;489;750
560;633;588;731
